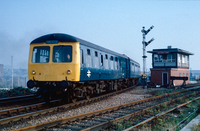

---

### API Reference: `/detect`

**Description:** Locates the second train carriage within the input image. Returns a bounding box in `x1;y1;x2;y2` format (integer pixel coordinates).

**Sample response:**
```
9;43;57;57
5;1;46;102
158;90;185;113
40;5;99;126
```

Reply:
27;33;140;101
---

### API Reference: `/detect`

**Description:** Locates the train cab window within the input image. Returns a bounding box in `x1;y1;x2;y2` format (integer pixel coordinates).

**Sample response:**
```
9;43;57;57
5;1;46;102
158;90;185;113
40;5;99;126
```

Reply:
53;46;72;63
32;46;50;63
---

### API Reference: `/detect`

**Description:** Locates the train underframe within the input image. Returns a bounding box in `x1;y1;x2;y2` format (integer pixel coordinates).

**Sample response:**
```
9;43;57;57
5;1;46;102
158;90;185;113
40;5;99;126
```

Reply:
28;78;139;103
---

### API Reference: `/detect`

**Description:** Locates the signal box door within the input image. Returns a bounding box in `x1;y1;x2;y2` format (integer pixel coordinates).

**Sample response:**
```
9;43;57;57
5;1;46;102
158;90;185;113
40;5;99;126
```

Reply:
162;72;168;86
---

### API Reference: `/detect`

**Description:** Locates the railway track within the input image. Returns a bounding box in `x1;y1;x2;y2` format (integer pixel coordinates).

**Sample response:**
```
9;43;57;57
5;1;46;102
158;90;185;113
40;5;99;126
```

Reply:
11;85;200;131
123;96;200;131
0;85;136;126
0;94;36;105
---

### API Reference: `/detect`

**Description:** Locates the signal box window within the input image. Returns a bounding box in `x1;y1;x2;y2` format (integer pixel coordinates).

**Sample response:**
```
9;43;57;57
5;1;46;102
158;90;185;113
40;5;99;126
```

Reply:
32;46;50;63
53;46;72;63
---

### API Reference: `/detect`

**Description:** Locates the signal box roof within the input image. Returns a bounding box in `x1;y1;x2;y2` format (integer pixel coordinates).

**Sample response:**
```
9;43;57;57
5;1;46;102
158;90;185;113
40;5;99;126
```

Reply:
147;46;194;55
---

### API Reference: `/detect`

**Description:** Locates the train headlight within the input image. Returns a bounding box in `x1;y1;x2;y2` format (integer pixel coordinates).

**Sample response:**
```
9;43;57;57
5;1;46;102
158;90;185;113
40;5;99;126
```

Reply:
67;70;71;74
32;70;36;75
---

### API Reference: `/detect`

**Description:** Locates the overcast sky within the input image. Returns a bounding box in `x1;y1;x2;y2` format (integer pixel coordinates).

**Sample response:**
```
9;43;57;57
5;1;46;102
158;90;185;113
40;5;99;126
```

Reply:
0;0;199;70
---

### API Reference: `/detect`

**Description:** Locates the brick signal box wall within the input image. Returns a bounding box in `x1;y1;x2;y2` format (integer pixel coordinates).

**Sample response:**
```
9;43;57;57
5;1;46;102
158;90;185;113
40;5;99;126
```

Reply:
151;68;190;86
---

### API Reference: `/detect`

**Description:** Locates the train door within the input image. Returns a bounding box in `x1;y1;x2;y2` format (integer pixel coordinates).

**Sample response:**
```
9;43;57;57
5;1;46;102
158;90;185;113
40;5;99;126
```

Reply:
99;53;104;80
121;58;126;79
126;58;130;78
80;48;86;81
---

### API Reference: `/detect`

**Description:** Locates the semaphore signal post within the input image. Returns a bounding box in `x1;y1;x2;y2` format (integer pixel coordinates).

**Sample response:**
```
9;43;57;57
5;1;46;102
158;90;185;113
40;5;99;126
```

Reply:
141;26;154;86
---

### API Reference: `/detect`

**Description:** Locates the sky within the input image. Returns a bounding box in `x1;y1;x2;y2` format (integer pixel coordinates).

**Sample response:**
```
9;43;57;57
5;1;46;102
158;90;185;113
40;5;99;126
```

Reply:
0;0;200;70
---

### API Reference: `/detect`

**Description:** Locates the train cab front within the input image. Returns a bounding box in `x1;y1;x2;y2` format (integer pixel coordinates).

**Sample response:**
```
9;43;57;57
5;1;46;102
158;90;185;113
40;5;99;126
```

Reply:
27;34;81;100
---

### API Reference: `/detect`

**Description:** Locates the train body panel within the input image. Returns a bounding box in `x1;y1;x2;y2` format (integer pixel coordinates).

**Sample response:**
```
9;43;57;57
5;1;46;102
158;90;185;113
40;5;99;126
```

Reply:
79;43;125;81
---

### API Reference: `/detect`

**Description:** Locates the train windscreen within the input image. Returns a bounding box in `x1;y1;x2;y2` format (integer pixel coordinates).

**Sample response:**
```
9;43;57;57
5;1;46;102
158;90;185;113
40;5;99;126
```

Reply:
53;46;72;63
32;46;50;63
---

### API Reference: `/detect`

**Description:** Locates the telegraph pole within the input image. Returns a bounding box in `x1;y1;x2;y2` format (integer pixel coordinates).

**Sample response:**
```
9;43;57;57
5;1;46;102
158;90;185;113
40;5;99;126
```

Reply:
141;26;154;86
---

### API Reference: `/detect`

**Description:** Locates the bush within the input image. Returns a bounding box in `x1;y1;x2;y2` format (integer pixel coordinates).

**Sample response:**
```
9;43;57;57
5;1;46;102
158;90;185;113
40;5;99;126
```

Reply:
0;87;34;98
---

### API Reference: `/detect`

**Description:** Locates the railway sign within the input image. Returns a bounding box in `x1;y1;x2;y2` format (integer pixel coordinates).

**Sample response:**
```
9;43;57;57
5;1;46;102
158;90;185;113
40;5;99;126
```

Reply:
87;70;91;78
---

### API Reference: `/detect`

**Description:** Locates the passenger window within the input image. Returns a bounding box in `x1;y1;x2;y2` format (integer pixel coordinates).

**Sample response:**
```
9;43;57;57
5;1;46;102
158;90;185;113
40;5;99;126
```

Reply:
95;51;98;57
87;49;90;55
110;56;113;60
94;51;99;69
105;54;108;59
115;57;118;70
101;55;103;66
104;54;109;69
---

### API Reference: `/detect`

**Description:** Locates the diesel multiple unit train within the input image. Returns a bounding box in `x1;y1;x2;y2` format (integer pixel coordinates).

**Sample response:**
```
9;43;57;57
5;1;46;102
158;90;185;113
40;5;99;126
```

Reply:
27;33;140;101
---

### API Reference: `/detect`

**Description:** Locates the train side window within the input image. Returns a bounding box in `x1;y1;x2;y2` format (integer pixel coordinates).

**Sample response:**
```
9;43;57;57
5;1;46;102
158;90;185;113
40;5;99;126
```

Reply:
87;49;90;55
94;51;99;68
132;63;134;72
110;56;114;70
104;54;109;69
110;56;113;60
115;57;118;70
105;54;108;59
95;51;98;57
101;55;103;66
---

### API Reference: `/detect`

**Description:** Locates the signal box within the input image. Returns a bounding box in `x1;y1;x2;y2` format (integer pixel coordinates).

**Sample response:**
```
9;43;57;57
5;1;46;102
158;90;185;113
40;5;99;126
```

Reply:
147;46;193;87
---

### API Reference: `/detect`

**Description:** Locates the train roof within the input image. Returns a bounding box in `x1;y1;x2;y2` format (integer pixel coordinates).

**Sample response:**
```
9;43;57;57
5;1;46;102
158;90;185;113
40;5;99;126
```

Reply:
31;33;140;65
